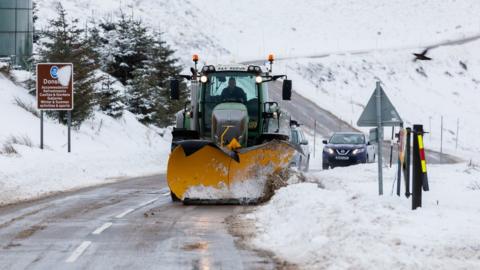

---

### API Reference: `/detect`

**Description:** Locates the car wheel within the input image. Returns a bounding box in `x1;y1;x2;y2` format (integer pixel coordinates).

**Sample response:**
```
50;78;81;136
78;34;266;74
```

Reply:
322;162;329;170
171;191;180;202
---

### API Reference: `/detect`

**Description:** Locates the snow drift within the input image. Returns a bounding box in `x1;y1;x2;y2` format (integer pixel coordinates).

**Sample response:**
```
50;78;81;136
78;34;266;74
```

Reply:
0;73;170;205
246;163;480;269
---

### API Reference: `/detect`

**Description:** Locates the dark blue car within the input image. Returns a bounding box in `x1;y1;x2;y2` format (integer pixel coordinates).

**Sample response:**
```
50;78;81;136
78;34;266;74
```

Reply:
322;132;371;169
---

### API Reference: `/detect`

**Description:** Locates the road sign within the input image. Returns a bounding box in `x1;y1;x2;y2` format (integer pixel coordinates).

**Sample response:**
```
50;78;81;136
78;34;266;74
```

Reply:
357;83;402;127
357;82;403;195
36;63;73;110
36;63;74;153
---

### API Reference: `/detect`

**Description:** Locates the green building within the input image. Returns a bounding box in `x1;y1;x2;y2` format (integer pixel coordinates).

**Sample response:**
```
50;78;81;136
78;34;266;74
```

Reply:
0;0;33;68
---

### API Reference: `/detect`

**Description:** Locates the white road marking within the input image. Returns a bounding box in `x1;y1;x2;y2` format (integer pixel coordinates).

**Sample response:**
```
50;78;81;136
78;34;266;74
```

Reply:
115;208;134;219
162;191;171;197
114;197;159;219
138;198;158;208
65;241;92;263
92;222;113;235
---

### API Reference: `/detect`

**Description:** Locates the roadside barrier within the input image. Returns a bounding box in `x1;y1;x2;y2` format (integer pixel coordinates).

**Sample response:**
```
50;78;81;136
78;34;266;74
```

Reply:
399;124;430;210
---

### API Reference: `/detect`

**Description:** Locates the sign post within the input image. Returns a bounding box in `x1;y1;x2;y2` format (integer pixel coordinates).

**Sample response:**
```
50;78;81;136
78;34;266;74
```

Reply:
375;82;384;194
36;63;74;152
358;82;403;195
40;111;44;149
313;120;317;158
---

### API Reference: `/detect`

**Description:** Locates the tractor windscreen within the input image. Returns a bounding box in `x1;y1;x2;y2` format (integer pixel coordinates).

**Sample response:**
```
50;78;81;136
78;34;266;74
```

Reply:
203;72;259;132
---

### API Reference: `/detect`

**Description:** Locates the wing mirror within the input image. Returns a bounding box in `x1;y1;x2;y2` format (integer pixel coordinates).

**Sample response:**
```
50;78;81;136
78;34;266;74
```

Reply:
170;79;180;100
282;79;292;100
322;139;328;144
300;139;309;145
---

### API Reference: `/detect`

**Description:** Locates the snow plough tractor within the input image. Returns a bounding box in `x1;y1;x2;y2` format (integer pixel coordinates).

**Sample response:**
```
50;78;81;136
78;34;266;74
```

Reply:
167;54;300;204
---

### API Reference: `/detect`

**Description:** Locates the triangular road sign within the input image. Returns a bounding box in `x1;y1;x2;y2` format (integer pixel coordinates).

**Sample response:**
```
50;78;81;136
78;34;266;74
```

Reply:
357;83;403;127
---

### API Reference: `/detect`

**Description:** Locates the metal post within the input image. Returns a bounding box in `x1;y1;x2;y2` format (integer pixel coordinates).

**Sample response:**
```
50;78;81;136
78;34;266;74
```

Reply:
440;116;443;164
40;111;44;150
396;124;403;196
455;118;459;151
375;81;384;195
404;128;411;198
313;120;316;158
412;124;423;210
67;111;71;153
389;126;394;168
14;0;17;64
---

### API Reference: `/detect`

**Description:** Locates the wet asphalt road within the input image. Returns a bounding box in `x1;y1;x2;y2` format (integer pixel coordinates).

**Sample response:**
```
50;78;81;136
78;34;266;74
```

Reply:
0;175;276;270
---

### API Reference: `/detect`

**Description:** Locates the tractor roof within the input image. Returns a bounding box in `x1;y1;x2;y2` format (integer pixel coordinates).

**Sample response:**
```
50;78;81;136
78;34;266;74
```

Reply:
215;64;250;72
202;64;266;73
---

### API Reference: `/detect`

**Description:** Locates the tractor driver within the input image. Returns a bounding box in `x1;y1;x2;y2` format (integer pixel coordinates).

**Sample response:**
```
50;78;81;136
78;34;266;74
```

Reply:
221;77;247;103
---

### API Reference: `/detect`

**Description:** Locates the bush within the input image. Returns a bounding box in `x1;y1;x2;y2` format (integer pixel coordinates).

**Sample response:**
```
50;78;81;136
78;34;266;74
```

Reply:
0;59;12;77
0;135;34;155
13;97;40;118
468;181;480;191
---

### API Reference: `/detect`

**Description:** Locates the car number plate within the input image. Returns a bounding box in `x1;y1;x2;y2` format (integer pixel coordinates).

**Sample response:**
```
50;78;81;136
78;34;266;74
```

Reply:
335;156;350;160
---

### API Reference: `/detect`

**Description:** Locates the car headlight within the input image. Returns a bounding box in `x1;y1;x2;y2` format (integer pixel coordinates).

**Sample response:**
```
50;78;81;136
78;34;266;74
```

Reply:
324;147;334;155
352;148;365;155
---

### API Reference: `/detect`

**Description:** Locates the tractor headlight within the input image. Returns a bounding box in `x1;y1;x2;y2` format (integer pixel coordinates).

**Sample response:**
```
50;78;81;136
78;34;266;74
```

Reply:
324;147;334;155
352;148;365;155
256;76;263;83
200;75;208;83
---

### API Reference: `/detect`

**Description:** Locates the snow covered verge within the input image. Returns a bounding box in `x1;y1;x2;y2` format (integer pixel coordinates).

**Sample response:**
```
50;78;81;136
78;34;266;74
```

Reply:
277;38;480;162
244;163;480;269
0;74;171;206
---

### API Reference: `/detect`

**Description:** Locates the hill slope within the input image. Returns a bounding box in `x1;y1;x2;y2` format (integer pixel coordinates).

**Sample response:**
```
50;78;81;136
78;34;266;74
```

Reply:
0;73;170;205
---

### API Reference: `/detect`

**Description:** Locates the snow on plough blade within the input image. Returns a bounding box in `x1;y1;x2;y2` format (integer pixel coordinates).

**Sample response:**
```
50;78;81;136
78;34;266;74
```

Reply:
167;140;296;204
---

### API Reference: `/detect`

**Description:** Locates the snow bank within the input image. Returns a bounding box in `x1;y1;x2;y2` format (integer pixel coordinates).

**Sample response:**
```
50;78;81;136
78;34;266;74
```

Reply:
246;163;480;269
0;74;170;205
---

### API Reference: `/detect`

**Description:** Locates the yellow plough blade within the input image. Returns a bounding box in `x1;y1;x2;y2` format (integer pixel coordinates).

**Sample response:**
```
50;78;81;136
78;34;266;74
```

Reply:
167;140;296;203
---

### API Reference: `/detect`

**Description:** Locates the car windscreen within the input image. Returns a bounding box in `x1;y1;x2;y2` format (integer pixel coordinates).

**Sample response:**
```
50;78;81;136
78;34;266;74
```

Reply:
329;134;365;144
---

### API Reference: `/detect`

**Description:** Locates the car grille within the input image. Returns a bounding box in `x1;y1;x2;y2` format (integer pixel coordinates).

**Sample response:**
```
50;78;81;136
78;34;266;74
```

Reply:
336;149;351;155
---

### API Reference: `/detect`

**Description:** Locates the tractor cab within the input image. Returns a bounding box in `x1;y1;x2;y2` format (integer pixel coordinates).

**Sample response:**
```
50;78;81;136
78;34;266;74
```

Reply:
199;65;267;146
169;55;293;149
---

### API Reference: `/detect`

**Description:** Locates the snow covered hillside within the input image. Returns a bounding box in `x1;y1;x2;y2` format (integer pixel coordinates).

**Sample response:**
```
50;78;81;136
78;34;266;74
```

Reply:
34;0;480;159
246;163;480;269
35;0;480;63
0;73;170;205
276;38;480;161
